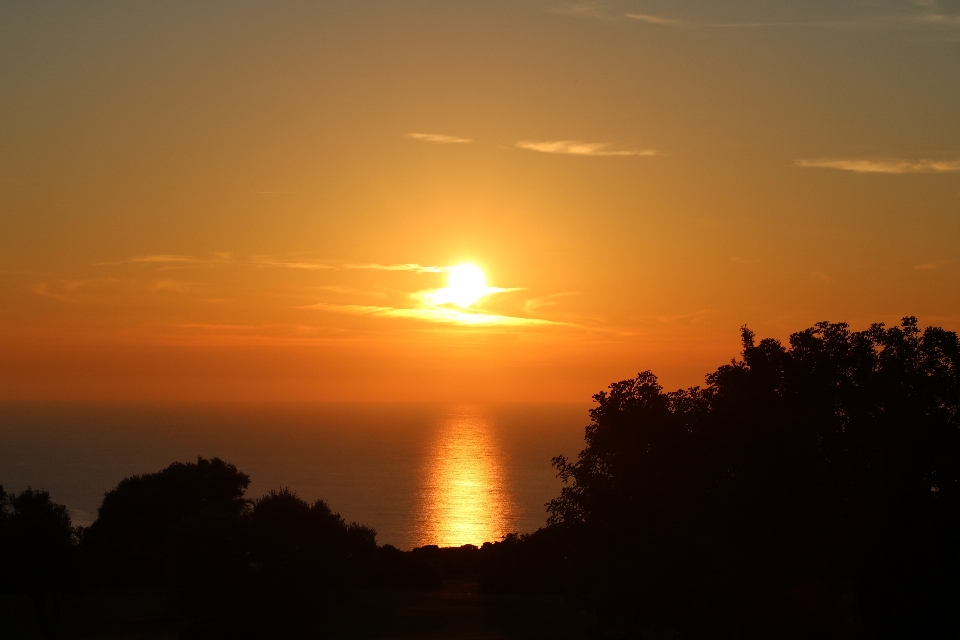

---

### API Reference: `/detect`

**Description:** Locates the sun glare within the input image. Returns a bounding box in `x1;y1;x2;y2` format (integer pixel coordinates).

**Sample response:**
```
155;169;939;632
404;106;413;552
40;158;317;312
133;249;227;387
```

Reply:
446;264;487;307
423;263;494;308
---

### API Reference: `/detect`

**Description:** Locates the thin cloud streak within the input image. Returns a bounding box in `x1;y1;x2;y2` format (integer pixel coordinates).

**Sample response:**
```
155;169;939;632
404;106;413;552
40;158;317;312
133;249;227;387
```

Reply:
549;3;615;21
31;283;78;304
97;254;200;266
523;292;581;313
625;13;686;26
107;255;447;273
408;133;473;144
516;140;656;157
303;303;569;327
345;263;446;273
623;10;960;30
253;258;335;270
796;158;960;174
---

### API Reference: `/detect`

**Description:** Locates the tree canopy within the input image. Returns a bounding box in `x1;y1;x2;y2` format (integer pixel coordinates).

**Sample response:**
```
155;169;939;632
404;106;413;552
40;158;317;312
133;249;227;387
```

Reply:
0;486;78;640
548;318;960;638
82;456;250;585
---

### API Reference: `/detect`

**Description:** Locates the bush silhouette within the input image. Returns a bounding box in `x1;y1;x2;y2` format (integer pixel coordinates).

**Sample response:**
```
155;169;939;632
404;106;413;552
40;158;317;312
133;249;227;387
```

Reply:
168;487;378;639
82;456;250;585
0;486;78;640
547;318;960;639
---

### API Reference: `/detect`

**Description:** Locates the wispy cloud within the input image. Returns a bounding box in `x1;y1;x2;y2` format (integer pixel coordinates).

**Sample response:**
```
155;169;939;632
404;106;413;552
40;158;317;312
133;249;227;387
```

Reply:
30;278;118;303
313;285;388;298
97;254;239;268
625;13;687;26
110;254;448;273
516;140;656;157
97;254;200;266
303;303;569;327
31;282;78;304
344;263;446;273
253;258;335;270
620;8;960;30
626;13;854;29
408;133;473;144
549;2;616;20
795;158;960;174
523;292;580;313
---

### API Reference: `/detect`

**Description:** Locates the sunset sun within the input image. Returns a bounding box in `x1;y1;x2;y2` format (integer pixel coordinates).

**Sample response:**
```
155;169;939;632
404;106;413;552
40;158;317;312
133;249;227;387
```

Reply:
445;264;488;307
423;263;498;308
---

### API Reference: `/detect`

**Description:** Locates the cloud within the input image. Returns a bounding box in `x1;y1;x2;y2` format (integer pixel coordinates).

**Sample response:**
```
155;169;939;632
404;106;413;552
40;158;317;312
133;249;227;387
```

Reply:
523;292;580;313
128;254;197;263
313;285;388;298
408;133;473;144
97;254;199;266
625;13;686;26
344;263;446;273
795;158;960;174
549;3;616;20
30;283;77;304
621;7;960;30
255;259;446;273
254;258;335;270
97;254;237;268
30;278;117;303
655;309;711;324
303;303;569;327
625;12;814;29
516;140;656;157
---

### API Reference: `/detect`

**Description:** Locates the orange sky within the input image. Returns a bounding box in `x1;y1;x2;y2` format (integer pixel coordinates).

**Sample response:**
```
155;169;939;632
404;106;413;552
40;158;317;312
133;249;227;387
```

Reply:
2;1;959;402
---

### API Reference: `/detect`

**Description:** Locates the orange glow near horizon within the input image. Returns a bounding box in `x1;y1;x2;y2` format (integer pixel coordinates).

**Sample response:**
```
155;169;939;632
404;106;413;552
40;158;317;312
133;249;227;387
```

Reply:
413;408;513;547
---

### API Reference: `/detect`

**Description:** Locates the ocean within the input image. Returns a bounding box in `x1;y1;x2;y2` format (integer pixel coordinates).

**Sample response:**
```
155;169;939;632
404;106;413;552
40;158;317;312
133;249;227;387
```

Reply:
0;402;589;549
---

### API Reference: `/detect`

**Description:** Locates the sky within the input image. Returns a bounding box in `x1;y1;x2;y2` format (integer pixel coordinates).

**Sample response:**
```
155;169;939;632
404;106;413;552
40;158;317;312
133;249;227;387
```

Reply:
2;0;959;403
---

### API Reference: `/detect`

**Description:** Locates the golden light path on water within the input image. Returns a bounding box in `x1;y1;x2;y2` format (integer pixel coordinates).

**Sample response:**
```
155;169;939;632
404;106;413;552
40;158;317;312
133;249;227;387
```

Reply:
413;408;515;548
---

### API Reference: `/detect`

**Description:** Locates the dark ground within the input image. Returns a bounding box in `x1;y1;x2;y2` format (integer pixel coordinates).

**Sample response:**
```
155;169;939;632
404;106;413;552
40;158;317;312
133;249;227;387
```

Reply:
1;580;590;640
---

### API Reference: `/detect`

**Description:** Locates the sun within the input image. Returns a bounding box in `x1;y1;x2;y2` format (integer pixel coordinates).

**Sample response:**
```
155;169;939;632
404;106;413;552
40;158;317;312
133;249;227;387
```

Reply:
424;263;495;308
446;264;488;307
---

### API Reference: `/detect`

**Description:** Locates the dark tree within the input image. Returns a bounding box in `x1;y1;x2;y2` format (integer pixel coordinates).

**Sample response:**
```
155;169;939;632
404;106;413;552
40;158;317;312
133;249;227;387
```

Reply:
169;487;378;639
0;486;79;640
82;456;250;585
548;318;960;639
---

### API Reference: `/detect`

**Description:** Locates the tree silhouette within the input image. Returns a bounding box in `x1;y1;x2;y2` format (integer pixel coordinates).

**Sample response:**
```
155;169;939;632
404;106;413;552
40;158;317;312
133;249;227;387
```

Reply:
82;456;250;585
0;486;78;640
548;318;960;639
168;487;378;639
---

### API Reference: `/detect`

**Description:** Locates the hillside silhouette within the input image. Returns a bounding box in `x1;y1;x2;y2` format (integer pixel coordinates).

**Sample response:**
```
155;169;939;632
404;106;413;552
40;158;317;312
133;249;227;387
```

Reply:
1;317;957;639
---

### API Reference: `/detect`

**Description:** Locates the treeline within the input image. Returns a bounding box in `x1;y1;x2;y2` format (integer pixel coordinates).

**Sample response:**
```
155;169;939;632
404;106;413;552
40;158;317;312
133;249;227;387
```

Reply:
536;317;960;638
0;459;451;639
3;317;959;639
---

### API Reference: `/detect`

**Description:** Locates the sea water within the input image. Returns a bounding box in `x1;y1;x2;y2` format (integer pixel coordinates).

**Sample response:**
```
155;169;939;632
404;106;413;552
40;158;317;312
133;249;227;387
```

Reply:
0;402;588;549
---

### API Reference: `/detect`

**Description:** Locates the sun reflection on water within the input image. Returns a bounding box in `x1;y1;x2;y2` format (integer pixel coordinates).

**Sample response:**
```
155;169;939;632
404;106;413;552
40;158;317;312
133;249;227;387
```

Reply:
414;407;514;548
